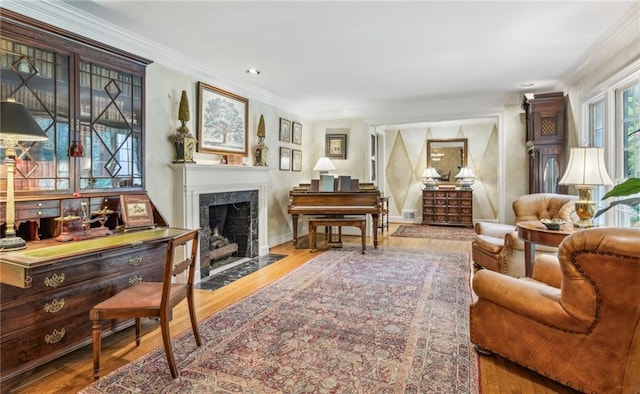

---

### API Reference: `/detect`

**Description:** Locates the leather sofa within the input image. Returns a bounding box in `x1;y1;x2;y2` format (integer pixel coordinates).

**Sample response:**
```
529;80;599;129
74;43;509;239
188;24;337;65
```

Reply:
472;193;577;277
470;227;640;393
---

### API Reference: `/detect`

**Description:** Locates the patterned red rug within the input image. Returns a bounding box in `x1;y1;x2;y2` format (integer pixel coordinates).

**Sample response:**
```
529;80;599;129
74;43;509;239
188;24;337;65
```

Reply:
80;246;478;393
392;225;476;241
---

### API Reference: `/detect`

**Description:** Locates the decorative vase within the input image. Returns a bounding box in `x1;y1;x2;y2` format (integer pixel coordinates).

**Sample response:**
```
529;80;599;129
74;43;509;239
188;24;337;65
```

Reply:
173;137;196;163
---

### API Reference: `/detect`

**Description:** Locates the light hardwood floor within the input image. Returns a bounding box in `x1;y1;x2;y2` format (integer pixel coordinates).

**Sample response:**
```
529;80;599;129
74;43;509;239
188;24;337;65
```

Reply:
8;223;579;394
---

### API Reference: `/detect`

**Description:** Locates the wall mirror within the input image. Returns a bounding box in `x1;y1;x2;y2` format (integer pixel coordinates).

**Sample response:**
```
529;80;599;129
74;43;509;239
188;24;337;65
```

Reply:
426;138;468;183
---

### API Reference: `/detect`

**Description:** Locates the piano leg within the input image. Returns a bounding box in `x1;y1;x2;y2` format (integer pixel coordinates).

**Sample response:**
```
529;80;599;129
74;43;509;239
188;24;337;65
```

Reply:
292;215;299;246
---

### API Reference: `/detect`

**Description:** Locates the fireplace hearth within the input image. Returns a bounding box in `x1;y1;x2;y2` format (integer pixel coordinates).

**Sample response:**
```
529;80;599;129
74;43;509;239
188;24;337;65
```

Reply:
199;190;258;278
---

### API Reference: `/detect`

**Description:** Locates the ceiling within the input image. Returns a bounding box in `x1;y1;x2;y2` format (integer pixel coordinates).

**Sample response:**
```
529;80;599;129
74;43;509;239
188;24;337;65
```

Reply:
5;1;639;123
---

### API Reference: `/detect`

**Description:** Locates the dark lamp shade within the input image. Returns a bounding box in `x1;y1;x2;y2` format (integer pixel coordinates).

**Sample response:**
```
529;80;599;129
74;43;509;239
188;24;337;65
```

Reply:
0;100;48;141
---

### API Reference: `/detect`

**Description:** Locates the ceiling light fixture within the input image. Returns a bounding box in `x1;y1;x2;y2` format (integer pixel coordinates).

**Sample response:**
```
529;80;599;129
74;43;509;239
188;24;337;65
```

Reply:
520;82;535;88
246;68;260;75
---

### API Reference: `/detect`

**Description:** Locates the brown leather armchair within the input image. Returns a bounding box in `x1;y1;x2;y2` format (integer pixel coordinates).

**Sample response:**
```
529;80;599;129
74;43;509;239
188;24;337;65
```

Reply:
472;193;577;277
470;227;640;394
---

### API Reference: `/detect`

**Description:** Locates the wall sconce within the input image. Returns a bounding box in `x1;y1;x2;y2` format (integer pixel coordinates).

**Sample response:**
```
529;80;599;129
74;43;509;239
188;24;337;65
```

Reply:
0;100;48;251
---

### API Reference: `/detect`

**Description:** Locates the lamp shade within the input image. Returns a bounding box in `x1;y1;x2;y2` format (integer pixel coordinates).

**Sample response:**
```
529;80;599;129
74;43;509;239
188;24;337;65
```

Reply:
313;157;336;172
422;167;441;179
559;147;613;186
455;167;476;180
0;100;48;141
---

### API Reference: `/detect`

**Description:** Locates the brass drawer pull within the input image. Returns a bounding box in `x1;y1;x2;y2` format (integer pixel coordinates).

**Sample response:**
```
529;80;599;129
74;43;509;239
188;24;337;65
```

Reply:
44;273;65;288
128;275;142;286
44;298;65;313
44;328;66;344
128;256;142;266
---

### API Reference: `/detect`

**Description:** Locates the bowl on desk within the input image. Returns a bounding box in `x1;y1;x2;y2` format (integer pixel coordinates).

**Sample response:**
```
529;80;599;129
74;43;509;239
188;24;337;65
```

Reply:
540;218;565;231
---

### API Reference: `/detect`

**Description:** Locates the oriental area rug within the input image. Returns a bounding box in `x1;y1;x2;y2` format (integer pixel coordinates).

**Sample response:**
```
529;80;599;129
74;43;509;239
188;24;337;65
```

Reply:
80;246;478;394
392;225;476;241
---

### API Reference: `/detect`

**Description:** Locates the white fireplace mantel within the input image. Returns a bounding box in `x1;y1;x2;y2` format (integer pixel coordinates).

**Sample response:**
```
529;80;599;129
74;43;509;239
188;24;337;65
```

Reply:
170;164;270;260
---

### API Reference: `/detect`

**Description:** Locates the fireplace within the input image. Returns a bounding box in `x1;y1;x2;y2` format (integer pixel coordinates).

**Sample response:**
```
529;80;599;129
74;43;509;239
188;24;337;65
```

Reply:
199;190;258;277
170;164;270;281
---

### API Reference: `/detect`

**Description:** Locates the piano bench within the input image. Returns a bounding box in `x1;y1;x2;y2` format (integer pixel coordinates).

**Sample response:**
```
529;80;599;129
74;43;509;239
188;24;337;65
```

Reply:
308;217;366;254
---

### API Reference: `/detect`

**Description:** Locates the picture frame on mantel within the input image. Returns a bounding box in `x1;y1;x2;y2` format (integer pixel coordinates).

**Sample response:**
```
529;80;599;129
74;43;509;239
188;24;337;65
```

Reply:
197;81;248;155
325;133;347;159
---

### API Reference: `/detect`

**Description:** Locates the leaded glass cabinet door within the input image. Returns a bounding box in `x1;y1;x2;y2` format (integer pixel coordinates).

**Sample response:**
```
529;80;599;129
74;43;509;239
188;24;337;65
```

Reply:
78;62;143;190
0;36;72;195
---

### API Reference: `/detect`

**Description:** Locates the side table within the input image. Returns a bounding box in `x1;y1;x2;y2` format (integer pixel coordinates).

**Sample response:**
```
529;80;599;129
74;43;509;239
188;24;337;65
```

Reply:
516;220;576;277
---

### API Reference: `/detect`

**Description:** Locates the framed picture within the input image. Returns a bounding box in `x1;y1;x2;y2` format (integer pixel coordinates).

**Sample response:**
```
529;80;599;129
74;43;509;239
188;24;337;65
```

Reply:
279;118;291;142
279;147;291;170
371;134;376;156
292;149;302;172
292;122;302;145
197;81;248;155
120;194;155;229
325;133;347;159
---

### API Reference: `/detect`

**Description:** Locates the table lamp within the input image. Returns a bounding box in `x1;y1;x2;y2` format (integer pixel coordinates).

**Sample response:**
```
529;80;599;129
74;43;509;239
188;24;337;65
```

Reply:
313;157;336;176
1;100;48;251
422;167;441;189
559;147;613;228
455;167;476;189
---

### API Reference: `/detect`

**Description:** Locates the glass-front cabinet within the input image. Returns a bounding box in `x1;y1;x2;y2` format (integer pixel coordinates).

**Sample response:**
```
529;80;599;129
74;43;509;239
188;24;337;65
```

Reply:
0;9;150;241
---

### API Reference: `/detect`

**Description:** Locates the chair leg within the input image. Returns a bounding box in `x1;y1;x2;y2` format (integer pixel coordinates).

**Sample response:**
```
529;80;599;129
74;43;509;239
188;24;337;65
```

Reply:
187;289;202;346
135;317;141;346
91;319;102;380
160;311;178;379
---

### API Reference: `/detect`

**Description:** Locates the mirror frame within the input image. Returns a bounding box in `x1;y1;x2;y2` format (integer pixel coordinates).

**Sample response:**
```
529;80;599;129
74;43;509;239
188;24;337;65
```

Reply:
426;138;468;184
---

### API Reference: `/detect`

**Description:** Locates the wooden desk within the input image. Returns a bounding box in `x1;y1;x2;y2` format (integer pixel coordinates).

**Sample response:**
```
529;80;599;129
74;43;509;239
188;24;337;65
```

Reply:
0;227;192;389
517;220;575;277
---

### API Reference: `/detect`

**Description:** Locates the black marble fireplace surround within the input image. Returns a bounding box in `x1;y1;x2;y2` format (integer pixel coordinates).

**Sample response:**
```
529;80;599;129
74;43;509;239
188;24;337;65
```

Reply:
199;190;259;278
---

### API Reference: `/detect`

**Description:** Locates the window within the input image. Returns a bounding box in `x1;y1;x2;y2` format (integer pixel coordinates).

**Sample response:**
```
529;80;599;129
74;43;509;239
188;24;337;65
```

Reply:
585;62;640;227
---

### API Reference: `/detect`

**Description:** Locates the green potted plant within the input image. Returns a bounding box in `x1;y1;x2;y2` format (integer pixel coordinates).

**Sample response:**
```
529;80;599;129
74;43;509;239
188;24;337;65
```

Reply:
594;177;640;224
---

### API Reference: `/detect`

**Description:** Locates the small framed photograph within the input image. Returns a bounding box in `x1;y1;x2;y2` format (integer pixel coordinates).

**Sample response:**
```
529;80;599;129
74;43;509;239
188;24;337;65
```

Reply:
292;122;302;145
120;194;155;230
325;133;347;159
292;149;302;172
279;147;291;170
197;81;248;155
279;118;291;142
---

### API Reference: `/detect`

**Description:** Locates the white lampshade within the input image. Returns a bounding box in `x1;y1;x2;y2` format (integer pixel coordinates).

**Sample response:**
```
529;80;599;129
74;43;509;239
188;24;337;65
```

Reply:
559;147;613;186
455;167;476;180
313;157;336;172
422;167;441;179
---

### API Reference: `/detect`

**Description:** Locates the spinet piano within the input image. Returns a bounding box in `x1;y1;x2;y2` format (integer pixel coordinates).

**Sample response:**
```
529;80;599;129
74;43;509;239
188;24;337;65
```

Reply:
287;188;382;248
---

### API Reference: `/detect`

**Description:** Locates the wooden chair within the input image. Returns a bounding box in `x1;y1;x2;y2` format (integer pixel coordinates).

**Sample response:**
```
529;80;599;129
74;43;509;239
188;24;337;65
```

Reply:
90;229;201;380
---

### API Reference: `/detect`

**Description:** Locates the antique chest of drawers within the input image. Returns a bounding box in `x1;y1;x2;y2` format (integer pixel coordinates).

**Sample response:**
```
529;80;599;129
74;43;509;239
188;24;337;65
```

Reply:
422;189;473;228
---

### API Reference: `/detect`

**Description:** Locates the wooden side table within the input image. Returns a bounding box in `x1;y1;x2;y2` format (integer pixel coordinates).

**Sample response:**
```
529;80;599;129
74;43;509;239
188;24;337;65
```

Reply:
516;220;575;277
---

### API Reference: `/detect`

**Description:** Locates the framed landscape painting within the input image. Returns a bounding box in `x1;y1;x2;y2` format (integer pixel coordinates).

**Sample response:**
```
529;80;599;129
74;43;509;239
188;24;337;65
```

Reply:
197;81;248;155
